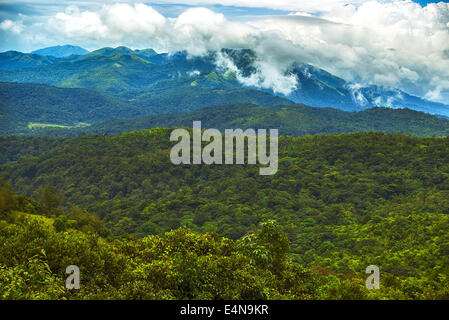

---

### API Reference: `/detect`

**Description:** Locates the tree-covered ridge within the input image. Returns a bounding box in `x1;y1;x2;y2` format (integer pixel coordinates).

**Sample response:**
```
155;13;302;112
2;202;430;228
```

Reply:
1;130;449;299
1;177;447;300
5;80;449;138
77;103;449;138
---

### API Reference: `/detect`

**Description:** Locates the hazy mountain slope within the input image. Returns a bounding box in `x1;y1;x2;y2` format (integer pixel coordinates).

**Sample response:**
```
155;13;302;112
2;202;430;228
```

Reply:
31;45;89;57
357;86;449;116
285;64;353;110
0;51;65;70
280;64;449;116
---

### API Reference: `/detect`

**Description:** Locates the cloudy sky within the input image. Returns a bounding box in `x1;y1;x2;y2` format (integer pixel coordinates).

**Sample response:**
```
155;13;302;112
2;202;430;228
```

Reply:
1;0;449;102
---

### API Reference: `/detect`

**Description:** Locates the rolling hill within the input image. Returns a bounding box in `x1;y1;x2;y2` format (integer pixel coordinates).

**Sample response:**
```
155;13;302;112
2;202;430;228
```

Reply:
89;103;449;137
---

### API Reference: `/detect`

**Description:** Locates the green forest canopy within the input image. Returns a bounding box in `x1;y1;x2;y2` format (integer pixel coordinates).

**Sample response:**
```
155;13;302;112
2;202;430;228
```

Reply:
1;129;449;299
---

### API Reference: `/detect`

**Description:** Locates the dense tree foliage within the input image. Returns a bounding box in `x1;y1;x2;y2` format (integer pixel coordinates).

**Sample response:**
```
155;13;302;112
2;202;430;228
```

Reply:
2;130;449;299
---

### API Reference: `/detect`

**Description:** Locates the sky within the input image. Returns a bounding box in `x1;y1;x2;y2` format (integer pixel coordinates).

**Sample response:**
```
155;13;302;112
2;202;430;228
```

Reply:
1;0;449;102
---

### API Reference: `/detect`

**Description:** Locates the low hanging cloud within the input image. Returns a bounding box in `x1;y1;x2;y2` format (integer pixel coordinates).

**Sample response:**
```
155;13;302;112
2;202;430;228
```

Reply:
215;51;298;95
2;1;449;102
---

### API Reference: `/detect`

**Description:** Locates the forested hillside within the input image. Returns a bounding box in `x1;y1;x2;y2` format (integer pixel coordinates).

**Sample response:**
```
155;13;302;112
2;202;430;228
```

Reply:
0;180;317;299
1;130;449;299
0;82;292;135
0;82;146;134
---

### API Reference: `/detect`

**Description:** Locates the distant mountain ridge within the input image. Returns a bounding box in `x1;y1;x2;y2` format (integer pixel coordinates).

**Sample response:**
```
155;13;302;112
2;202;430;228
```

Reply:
31;45;89;58
0;51;74;70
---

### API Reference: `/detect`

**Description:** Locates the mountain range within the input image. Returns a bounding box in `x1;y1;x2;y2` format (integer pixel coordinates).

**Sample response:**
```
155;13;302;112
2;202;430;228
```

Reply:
0;46;448;119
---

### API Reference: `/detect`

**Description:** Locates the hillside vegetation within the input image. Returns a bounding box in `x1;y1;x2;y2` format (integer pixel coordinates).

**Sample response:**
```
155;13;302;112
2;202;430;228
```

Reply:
0;180;317;299
0;82;146;134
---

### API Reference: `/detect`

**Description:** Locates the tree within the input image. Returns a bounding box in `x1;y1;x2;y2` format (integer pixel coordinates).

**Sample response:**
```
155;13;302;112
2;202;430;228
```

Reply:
237;220;290;274
0;177;16;216
37;185;64;215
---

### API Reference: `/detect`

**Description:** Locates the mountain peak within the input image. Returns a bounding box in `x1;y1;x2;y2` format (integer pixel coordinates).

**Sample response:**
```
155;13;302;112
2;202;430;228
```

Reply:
87;46;159;59
31;45;88;58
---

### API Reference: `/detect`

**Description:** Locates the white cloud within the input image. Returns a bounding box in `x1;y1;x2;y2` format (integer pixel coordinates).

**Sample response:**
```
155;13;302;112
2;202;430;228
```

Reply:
215;51;298;95
54;6;108;38
348;83;369;106
245;1;449;101
46;5;253;55
51;4;167;43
